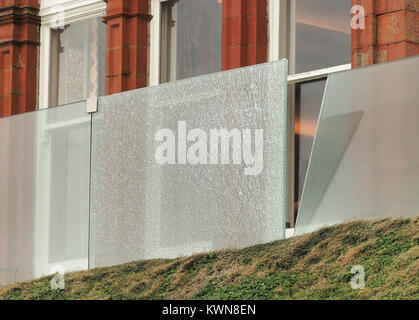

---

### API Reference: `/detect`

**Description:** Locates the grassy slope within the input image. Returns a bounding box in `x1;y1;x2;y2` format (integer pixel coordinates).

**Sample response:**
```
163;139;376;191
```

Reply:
1;217;418;300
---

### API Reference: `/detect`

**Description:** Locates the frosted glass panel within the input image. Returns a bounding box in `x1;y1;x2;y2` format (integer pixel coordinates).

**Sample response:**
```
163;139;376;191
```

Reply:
90;60;288;268
0;102;91;286
295;57;419;235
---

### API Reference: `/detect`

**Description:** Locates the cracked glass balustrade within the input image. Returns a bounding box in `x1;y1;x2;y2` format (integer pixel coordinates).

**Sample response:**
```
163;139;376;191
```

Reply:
89;60;288;268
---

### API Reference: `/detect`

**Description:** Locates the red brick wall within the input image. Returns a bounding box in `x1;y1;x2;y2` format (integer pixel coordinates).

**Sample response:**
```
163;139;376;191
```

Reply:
352;0;419;67
104;0;151;95
0;0;40;117
222;0;268;70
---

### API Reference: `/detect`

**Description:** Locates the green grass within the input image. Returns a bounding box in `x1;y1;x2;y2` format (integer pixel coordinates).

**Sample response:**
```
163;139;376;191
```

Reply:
1;216;418;300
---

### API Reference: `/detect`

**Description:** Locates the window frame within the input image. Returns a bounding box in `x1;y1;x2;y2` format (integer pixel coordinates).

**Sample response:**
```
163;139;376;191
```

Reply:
150;0;168;86
150;0;223;85
39;0;106;110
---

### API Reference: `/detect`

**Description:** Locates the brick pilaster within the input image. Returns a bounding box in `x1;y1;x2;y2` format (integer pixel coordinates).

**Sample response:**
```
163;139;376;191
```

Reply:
222;0;268;70
352;0;419;68
104;0;151;95
0;0;40;117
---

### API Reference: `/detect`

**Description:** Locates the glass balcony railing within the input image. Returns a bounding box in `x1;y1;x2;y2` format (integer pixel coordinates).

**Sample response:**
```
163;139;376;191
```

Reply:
0;101;91;286
1;60;288;285
3;56;417;286
295;56;419;235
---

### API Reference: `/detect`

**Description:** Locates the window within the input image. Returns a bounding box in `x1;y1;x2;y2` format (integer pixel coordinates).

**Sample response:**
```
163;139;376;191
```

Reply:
49;18;106;107
289;0;351;74
39;0;106;109
293;79;326;223
269;0;352;227
151;0;222;84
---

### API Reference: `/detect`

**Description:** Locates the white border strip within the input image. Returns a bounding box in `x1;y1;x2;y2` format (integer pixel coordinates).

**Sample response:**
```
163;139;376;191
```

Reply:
40;0;106;26
288;64;352;84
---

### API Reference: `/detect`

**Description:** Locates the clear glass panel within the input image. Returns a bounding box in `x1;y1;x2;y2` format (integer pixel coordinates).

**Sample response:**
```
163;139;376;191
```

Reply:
0;102;91;286
90;60;288;268
160;0;222;83
293;79;326;224
295;57;419;236
290;0;351;74
50;18;107;106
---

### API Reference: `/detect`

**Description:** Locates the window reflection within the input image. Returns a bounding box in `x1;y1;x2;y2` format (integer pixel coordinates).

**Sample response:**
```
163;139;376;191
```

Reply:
294;79;326;222
291;0;351;73
50;18;106;107
160;0;222;83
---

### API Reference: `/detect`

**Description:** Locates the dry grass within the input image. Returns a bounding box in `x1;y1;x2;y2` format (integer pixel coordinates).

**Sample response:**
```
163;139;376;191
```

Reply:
0;216;418;300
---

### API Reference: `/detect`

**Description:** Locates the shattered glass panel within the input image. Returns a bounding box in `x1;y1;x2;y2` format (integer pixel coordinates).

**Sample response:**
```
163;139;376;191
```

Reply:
90;60;288;268
295;57;419;235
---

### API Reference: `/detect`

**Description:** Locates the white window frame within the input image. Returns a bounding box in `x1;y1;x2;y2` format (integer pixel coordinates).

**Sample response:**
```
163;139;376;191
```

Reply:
150;0;169;86
39;0;106;110
150;0;224;86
